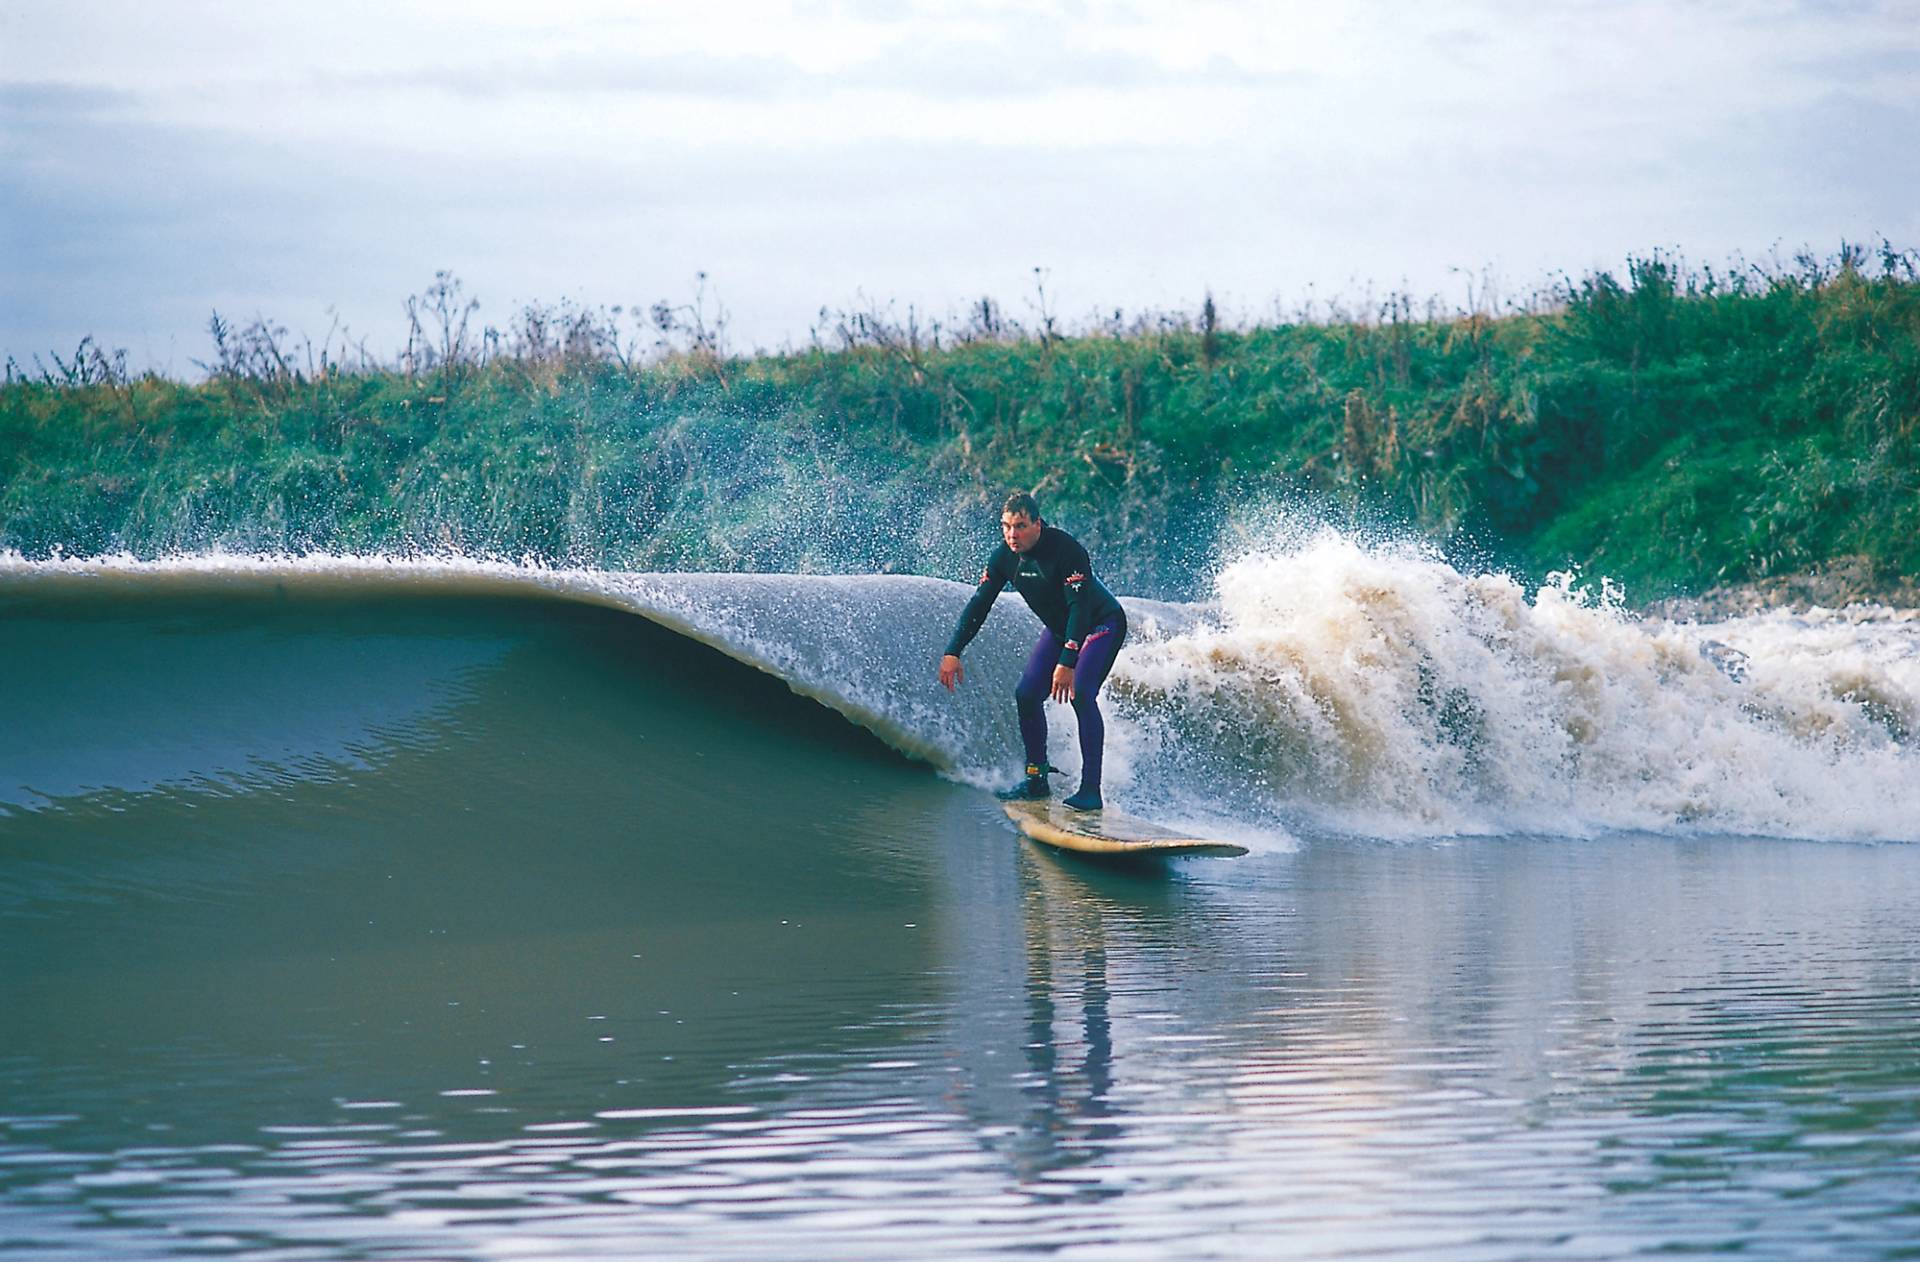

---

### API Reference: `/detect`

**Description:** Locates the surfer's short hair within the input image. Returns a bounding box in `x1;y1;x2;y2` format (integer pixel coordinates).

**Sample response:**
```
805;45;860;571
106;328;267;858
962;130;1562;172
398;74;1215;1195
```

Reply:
1001;491;1042;523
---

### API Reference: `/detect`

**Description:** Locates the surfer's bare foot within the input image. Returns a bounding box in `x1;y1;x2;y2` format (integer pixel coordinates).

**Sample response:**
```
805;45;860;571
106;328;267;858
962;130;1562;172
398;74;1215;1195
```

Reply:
1062;788;1102;811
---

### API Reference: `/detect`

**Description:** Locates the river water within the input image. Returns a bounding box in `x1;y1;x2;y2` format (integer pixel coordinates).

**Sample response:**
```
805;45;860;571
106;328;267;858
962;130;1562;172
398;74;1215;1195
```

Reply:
2;553;1917;1259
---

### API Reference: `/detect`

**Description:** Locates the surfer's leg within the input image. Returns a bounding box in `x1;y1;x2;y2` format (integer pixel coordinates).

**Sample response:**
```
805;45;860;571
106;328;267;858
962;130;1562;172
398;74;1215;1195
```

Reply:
1014;630;1062;771
1065;621;1126;806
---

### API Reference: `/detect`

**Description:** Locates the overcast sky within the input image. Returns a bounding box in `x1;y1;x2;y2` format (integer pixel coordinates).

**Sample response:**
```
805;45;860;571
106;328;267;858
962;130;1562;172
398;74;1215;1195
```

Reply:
3;0;1916;373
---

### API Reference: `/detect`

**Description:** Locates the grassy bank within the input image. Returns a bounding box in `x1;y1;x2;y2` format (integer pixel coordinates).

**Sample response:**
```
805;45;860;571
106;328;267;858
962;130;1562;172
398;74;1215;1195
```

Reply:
5;249;1917;601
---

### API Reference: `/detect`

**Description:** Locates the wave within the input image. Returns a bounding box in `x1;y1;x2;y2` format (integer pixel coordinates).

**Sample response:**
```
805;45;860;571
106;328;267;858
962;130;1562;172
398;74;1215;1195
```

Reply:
0;550;1204;785
4;537;1916;843
1110;532;1920;841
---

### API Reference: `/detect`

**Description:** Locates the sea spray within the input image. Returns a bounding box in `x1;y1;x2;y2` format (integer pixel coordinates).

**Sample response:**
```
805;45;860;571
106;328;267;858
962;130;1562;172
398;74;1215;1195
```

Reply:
1107;530;1920;841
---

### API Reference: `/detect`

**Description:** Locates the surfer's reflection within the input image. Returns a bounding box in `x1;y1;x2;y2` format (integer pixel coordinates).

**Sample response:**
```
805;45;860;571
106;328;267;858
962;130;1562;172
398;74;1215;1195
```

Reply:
1009;871;1121;1183
960;852;1201;1187
928;794;1228;1188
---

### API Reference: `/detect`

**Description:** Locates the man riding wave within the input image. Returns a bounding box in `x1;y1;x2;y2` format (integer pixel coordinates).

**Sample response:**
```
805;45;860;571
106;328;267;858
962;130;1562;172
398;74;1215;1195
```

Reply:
938;492;1126;811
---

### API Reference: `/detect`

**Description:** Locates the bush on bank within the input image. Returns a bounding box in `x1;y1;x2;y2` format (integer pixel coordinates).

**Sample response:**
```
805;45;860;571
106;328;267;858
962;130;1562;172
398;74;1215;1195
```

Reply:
4;249;1916;601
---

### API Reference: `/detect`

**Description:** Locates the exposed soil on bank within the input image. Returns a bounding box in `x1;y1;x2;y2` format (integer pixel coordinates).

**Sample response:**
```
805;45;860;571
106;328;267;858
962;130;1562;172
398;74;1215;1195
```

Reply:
1643;555;1920;621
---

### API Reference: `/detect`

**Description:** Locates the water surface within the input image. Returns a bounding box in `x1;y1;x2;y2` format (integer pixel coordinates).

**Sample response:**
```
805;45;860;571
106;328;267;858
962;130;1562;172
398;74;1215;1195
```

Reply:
3;577;1917;1259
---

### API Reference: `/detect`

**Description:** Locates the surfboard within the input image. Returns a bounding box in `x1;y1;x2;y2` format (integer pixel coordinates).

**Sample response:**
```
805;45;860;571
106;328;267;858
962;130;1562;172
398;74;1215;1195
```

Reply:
1001;798;1248;858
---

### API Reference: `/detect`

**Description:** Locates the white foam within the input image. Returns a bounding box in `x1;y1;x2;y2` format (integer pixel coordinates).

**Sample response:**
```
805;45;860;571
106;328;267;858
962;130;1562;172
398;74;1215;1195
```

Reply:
1108;531;1920;842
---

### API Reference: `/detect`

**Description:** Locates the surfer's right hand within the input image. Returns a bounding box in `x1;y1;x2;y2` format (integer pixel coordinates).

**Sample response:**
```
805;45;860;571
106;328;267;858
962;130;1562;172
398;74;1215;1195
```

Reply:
939;654;964;691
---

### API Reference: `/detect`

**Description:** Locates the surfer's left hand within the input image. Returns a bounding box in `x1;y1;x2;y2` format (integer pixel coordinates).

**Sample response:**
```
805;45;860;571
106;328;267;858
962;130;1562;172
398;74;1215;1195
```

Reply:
1050;665;1075;703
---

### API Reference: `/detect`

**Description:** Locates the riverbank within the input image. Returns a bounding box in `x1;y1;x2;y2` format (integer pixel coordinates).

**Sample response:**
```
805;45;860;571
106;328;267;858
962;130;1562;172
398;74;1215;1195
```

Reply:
1642;554;1920;621
5;248;1915;603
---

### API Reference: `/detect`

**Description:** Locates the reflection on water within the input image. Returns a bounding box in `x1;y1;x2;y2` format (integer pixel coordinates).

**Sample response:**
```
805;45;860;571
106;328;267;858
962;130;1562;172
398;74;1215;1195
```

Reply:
3;592;1918;1259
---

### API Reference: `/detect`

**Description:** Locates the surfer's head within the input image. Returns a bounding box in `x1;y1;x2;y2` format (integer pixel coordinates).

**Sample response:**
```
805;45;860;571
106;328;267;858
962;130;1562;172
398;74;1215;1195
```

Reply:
1001;492;1043;554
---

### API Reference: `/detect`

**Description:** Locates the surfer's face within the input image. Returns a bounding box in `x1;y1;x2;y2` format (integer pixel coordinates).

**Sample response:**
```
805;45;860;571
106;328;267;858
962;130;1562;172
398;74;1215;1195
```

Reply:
1001;513;1042;554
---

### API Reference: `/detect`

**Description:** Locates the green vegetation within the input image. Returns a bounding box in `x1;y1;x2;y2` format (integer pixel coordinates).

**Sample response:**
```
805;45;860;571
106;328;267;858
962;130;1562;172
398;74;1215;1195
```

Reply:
4;248;1917;601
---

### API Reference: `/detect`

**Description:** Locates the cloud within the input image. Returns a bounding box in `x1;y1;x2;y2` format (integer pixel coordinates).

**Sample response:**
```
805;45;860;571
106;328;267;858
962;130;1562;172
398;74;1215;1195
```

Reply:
341;51;811;101
324;19;1289;107
0;87;1290;364
3;1;1915;369
1422;25;1494;60
0;79;136;114
1786;44;1920;91
1759;91;1920;229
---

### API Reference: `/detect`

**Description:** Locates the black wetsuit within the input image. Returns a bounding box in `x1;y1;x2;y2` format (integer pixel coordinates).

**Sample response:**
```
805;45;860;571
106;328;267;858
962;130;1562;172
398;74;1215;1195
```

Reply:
943;525;1126;667
945;525;1128;792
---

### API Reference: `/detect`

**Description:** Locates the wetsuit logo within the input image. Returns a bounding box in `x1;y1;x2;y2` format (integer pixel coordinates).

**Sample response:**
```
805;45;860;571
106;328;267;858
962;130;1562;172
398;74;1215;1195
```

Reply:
1066;571;1087;591
978;568;992;586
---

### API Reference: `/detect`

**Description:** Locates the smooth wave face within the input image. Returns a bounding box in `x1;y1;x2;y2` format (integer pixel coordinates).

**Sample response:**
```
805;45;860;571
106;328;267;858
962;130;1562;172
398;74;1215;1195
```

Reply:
4;561;1920;1259
0;552;1049;793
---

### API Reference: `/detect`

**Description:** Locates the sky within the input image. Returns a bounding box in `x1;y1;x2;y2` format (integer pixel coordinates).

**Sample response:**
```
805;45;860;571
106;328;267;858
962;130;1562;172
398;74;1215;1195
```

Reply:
3;0;1916;373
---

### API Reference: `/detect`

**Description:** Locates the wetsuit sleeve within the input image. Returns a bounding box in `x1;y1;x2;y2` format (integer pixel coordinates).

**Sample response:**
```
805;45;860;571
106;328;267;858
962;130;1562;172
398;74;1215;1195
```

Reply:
1056;537;1096;669
944;551;1008;657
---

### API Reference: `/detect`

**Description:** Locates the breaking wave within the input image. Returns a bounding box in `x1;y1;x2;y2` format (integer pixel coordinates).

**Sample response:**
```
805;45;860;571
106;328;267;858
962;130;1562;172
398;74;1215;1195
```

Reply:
4;530;1916;843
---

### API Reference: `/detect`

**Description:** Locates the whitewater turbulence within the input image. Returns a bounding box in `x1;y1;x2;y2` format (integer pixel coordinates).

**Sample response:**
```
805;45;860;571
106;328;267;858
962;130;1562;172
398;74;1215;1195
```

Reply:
1108;531;1920;841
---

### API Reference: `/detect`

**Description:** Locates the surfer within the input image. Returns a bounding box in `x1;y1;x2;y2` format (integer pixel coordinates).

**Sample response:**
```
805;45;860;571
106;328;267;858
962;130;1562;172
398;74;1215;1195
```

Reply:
938;492;1127;810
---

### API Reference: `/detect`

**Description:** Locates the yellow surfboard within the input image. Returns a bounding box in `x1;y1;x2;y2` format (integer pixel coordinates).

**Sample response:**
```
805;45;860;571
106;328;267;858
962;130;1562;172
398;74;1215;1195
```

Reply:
1001;799;1248;858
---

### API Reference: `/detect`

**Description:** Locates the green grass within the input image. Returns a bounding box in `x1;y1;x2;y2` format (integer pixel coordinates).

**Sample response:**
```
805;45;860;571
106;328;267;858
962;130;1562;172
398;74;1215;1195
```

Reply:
5;248;1917;601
